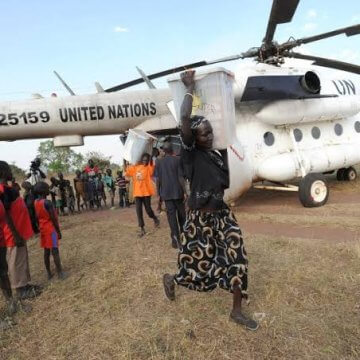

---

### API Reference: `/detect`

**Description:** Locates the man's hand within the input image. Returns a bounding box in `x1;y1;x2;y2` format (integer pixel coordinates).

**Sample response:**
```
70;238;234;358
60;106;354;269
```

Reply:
57;231;62;240
181;70;195;89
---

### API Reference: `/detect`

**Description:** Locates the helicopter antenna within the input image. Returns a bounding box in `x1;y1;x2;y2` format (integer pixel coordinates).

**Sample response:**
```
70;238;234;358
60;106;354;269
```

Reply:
53;70;76;96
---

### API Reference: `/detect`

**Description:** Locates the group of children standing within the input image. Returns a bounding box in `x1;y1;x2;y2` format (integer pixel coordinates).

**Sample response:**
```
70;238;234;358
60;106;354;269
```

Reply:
47;164;130;215
0;161;66;329
0;159;132;330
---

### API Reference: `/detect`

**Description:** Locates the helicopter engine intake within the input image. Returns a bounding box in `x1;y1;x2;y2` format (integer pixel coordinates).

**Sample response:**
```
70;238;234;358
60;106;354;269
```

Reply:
300;71;321;94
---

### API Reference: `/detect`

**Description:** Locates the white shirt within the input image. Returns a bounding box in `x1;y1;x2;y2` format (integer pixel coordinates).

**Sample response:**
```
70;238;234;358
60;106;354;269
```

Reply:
28;167;46;185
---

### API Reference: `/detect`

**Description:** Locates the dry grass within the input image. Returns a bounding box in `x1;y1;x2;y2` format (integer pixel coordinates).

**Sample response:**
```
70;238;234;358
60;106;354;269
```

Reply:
1;179;360;359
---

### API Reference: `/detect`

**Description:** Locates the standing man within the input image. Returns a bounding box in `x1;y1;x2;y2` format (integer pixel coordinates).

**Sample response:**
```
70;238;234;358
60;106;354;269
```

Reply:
155;141;186;248
26;158;46;186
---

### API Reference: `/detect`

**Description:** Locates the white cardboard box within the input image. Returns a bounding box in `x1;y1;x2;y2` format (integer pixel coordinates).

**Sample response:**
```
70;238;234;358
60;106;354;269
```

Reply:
168;67;236;150
122;129;156;164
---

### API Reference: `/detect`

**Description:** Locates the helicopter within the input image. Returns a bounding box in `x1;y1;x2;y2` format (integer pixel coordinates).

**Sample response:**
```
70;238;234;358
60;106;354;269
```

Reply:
0;0;359;207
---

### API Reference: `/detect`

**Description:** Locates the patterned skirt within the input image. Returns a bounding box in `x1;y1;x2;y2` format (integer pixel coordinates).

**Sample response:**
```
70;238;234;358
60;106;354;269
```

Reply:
174;209;248;299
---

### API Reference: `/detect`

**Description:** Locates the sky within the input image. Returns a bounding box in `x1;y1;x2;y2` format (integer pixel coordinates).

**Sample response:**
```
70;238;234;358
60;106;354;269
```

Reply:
0;0;359;169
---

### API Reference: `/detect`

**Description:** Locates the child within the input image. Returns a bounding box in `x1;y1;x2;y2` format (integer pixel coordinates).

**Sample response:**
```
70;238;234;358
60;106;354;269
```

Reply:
82;172;94;209
21;181;39;234
96;173;106;208
125;153;160;237
33;182;66;280
73;170;88;211
103;169;115;208
57;173;67;215
116;170;129;208
51;178;64;215
64;180;75;214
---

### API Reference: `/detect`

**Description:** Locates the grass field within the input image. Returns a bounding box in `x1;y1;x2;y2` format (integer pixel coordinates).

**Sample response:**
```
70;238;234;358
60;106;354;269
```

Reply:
1;175;360;359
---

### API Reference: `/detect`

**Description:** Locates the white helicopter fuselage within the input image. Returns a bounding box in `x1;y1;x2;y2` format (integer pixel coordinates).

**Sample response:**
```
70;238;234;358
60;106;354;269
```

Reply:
0;64;359;204
226;64;360;201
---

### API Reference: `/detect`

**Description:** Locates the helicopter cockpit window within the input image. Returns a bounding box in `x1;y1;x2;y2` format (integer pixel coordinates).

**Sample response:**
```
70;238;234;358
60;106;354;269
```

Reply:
355;121;360;133
293;128;303;142
311;126;321;139
263;132;275;146
334;124;343;136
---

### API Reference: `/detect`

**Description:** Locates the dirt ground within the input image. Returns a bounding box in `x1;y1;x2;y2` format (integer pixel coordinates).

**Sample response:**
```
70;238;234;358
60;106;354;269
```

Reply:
1;174;360;360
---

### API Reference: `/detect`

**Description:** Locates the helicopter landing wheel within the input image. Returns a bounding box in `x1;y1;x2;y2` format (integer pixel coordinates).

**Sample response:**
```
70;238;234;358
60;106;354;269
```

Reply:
299;173;329;208
344;167;357;181
336;168;346;181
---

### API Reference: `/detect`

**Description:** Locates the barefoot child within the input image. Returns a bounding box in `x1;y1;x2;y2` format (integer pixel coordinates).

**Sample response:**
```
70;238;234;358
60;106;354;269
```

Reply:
33;182;66;280
73;170;88;211
116;170;129;208
103;169;115;208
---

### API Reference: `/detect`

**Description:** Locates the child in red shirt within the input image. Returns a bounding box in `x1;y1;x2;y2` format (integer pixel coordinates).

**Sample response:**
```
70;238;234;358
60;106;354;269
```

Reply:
34;182;67;280
0;161;40;301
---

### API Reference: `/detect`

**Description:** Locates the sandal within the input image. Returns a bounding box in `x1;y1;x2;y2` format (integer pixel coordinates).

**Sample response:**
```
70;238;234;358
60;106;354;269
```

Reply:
230;312;259;331
163;274;175;301
138;227;146;238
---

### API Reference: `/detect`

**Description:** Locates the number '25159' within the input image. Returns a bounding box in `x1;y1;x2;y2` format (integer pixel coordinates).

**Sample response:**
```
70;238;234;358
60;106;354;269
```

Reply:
0;111;50;126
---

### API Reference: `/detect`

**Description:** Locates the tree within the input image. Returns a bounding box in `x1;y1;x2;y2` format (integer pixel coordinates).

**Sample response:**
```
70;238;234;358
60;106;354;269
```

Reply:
10;163;26;181
85;151;112;171
37;140;85;174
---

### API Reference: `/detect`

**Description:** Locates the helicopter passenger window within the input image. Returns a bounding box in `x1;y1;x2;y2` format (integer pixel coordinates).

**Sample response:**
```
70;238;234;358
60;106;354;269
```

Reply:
334;124;343;136
293;128;303;142
263;132;275;146
311;126;321;139
355;121;360;133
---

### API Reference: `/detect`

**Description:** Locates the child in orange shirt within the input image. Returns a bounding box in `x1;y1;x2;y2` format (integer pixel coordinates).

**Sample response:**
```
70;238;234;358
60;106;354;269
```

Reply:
125;153;160;237
34;182;67;280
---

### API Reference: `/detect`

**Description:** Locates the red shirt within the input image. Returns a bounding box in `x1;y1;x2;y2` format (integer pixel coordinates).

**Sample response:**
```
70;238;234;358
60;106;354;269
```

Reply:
0;200;5;247
35;199;59;248
0;184;34;247
84;165;99;177
35;199;57;235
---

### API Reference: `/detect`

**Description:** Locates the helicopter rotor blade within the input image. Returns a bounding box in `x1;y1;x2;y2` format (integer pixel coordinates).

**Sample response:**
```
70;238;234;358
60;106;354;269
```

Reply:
287;52;360;74
105;61;207;92
104;50;257;92
263;0;300;45
281;24;360;51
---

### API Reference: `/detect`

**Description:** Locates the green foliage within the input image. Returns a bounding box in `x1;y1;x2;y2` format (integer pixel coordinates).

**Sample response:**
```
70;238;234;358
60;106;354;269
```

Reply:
10;163;26;181
37;140;85;174
85;151;113;171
